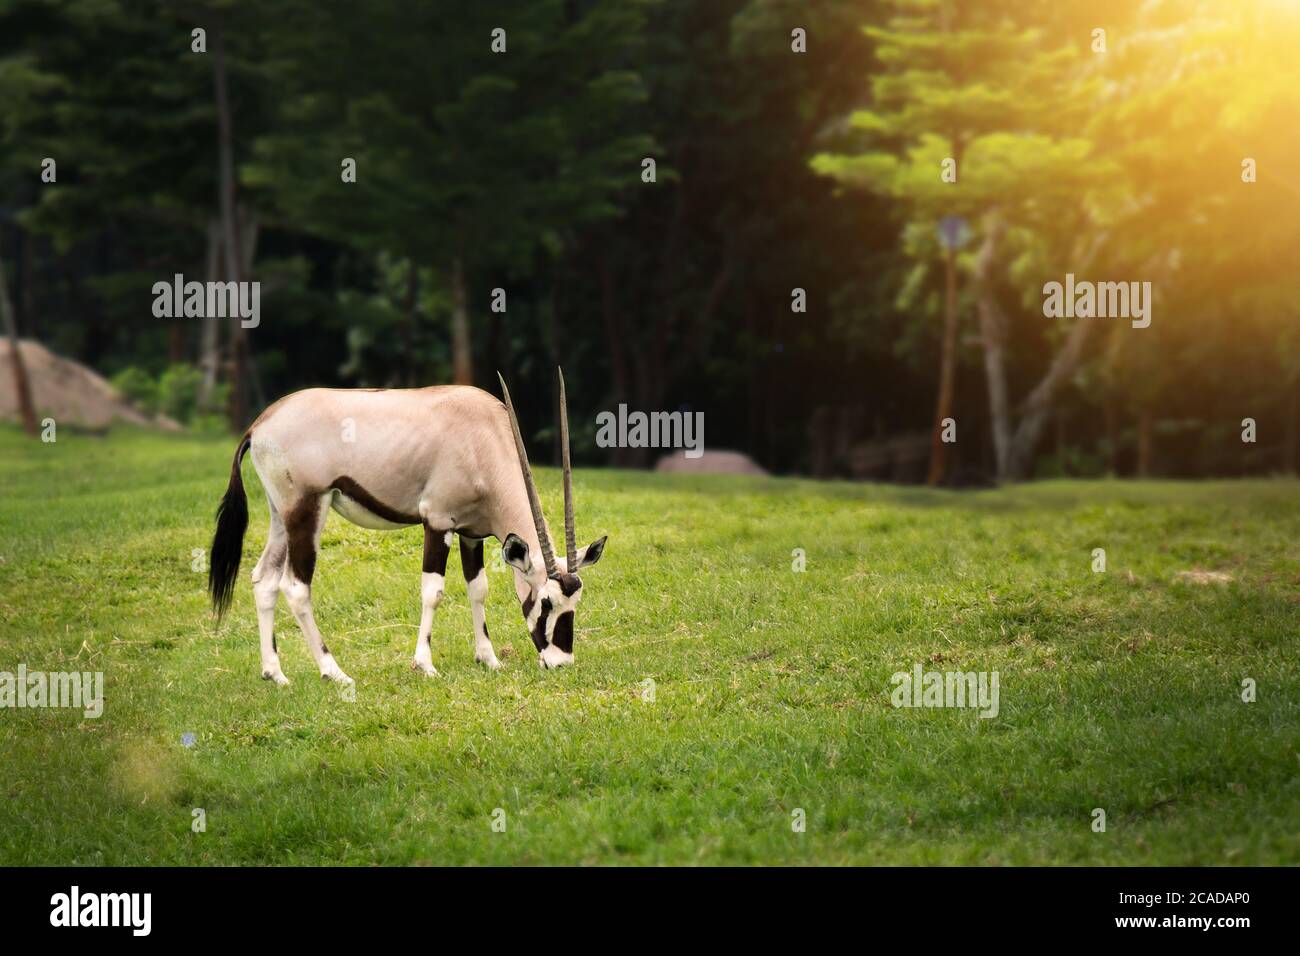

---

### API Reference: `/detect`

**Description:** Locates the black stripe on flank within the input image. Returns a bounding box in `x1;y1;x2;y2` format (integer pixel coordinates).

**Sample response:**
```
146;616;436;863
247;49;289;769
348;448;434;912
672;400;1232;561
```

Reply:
332;476;421;526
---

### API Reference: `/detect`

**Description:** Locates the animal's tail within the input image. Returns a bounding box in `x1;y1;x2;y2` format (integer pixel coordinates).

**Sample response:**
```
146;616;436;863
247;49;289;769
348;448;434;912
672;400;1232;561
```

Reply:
209;433;252;621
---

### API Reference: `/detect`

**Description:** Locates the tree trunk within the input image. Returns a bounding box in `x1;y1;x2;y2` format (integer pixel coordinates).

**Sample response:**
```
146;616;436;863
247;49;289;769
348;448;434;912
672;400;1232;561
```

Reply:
1055;409;1066;472
669;253;735;383
1004;316;1094;480
1137;410;1153;477
972;214;1011;480
1284;377;1298;475
239;205;259;277
449;256;472;385
238;204;264;410
974;220;1107;482
402;259;417;385
0;252;39;436
979;321;1011;479
212;27;250;428
198;219;222;410
927;247;961;485
548;281;560;467
599;251;632;466
598;251;629;398
168;323;185;363
15;225;29;330
1103;395;1119;476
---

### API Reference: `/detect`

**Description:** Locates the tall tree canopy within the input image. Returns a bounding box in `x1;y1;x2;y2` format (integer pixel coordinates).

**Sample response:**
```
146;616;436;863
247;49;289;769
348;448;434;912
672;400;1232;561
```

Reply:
2;0;1298;479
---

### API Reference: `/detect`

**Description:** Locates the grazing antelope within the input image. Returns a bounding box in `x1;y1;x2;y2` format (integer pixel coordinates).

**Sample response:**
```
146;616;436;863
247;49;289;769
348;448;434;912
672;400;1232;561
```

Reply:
207;369;607;682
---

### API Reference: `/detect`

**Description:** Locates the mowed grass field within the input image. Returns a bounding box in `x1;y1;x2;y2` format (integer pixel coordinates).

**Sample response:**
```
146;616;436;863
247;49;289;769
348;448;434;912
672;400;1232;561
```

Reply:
0;425;1297;865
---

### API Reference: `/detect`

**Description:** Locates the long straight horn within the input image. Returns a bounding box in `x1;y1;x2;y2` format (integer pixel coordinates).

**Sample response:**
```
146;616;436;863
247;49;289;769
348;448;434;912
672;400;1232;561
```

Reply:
498;372;558;577
558;367;577;572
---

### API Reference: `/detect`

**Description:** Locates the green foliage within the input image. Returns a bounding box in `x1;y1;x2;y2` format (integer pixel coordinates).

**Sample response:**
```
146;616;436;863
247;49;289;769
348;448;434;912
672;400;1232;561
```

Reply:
1;0;1298;475
808;0;1300;475
157;363;202;424
110;363;227;426
110;366;158;413
812;0;1118;340
247;0;654;276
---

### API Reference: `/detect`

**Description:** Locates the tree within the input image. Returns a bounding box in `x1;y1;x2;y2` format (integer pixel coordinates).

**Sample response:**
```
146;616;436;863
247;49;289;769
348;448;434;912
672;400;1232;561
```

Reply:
814;0;1133;481
1080;0;1300;475
574;0;884;466
246;0;654;387
0;0;277;425
0;41;62;436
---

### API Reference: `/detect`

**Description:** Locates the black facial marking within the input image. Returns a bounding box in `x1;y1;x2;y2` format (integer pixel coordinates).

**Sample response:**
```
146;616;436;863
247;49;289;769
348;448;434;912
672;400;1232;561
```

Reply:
551;611;575;653
556;572;582;597
529;600;551;653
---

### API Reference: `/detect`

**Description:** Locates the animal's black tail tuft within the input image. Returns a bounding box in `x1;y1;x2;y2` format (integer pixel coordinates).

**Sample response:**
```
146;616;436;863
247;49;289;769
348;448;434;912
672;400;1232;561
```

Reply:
209;434;251;621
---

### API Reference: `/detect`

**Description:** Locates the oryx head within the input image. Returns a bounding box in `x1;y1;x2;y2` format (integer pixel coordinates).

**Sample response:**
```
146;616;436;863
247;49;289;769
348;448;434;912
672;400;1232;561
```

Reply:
498;368;607;669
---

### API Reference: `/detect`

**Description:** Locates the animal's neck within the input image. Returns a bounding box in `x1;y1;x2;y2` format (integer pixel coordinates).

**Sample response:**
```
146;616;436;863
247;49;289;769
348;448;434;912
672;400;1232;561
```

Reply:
494;484;551;603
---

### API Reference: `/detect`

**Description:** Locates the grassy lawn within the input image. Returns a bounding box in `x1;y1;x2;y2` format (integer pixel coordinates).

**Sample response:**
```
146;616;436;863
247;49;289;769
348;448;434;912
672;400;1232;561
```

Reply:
0;424;1297;865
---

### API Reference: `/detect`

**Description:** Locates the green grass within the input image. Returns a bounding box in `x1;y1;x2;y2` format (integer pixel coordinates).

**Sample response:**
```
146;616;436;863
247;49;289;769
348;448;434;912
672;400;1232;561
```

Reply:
1;424;1297;865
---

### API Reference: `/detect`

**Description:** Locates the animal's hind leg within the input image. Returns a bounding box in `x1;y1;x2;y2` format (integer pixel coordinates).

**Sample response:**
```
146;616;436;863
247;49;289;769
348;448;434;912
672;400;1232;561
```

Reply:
412;525;450;676
460;537;499;670
251;500;289;685
281;491;352;684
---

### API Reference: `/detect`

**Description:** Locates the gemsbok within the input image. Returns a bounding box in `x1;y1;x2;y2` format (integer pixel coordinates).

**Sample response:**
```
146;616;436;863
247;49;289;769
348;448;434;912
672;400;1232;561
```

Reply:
207;369;607;682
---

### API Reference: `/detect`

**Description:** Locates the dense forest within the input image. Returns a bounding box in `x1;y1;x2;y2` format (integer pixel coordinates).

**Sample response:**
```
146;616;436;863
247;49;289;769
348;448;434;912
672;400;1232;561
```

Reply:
1;0;1297;482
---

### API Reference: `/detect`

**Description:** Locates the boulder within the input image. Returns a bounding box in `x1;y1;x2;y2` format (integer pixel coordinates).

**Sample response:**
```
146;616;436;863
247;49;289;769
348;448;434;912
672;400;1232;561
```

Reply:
0;338;178;431
654;449;769;476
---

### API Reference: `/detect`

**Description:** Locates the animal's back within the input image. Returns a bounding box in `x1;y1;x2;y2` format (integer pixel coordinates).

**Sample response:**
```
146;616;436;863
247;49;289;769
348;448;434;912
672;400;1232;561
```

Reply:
248;385;515;521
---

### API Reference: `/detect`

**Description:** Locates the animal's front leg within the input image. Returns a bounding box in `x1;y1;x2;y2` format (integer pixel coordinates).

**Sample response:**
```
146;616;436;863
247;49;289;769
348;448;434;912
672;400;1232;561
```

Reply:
412;526;450;676
459;537;499;669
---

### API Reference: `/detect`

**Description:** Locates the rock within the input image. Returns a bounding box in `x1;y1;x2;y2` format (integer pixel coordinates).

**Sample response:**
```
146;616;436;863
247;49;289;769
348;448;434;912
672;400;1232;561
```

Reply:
654;449;768;476
0;338;178;431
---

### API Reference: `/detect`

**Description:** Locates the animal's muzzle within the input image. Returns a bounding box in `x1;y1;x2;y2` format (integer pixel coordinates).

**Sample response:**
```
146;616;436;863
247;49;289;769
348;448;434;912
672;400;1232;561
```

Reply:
538;645;574;669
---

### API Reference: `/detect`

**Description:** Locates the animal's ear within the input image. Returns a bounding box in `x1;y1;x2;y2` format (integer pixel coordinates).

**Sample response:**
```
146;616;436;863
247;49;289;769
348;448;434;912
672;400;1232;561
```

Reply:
577;535;607;569
502;533;532;574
